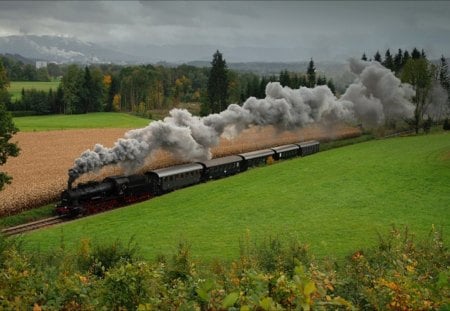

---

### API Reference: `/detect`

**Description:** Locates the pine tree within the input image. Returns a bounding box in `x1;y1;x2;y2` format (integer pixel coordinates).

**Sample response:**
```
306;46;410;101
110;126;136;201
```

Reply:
317;76;327;86
205;50;229;114
393;49;403;73
421;49;427;59
411;48;421;59
327;79;336;95
307;58;316;88
383;49;394;70
279;70;291;87
374;51;382;63
361;53;368;61
403;50;411;67
81;66;93;113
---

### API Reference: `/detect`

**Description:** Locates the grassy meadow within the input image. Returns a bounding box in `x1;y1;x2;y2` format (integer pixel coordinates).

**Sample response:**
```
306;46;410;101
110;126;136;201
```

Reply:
13;112;151;131
19;132;450;261
7;81;60;101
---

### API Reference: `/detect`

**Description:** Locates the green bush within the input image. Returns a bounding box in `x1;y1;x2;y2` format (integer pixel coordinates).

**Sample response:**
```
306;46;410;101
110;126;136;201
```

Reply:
77;237;139;277
0;227;448;310
335;226;450;310
443;119;450;131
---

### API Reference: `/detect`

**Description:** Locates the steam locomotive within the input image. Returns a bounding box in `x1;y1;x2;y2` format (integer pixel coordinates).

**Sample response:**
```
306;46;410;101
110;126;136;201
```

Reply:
56;141;320;217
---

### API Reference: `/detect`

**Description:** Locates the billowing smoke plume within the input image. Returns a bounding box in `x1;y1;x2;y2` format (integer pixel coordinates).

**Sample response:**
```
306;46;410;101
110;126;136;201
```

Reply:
68;58;415;184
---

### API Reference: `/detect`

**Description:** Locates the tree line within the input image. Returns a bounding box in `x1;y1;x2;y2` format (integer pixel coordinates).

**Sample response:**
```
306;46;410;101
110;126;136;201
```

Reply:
3;52;337;118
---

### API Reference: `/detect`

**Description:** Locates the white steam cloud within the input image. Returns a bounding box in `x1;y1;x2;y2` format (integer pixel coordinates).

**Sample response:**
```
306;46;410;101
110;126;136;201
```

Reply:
68;59;415;184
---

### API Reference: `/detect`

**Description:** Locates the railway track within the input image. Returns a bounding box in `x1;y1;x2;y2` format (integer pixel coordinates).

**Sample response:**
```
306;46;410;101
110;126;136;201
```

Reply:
1;216;65;236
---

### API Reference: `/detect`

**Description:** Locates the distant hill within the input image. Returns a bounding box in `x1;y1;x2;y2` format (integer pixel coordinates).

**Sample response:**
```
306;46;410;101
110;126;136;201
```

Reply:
0;35;136;64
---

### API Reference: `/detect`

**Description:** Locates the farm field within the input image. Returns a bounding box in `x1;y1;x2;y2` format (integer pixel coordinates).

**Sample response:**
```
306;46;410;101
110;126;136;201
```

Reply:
7;81;60;101
13;112;151;131
1;111;360;215
20;132;450;261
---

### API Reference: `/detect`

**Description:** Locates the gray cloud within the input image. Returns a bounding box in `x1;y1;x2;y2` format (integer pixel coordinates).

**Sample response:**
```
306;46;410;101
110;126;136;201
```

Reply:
0;1;449;62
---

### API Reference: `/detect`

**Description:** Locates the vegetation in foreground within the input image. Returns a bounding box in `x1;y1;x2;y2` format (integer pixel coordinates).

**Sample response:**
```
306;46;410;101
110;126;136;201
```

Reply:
1;227;448;310
13;112;151;131
21;132;450;261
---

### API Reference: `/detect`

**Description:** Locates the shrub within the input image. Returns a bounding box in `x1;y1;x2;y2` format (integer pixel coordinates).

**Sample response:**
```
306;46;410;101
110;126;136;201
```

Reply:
335;226;450;310
443;118;450;131
77;237;139;277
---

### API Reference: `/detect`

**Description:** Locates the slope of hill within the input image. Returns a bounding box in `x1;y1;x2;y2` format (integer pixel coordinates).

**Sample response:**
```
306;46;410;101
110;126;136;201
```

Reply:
21;132;450;261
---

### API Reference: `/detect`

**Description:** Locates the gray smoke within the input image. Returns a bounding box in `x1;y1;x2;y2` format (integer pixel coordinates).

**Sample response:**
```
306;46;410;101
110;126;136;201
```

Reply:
69;59;415;183
341;58;415;127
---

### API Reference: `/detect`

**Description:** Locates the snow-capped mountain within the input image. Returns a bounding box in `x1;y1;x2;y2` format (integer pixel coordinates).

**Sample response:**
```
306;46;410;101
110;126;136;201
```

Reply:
0;35;137;64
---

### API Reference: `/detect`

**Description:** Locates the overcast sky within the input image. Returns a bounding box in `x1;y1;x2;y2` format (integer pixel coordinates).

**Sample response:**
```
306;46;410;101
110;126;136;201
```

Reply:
0;1;449;62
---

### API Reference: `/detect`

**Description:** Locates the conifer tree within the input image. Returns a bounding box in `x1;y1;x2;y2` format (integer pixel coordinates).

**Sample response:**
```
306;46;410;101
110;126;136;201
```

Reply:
327;79;336;95
374;51;382;63
279;70;291;87
205;50;229;114
383;49;394;71
393;49;403;73
411;48;421;59
307;58;316;88
403;50;411;67
361;53;368;61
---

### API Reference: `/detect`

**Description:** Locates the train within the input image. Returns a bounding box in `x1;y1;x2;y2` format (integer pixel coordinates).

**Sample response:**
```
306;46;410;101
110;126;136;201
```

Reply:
56;140;320;217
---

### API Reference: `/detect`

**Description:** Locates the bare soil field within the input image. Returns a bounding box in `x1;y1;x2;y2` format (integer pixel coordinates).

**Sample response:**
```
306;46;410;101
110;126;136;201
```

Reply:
0;124;360;216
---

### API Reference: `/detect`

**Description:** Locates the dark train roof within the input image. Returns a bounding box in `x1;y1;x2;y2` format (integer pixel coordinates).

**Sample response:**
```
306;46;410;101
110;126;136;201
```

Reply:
271;144;300;153
198;155;243;168
148;163;204;178
296;140;320;147
238;149;275;160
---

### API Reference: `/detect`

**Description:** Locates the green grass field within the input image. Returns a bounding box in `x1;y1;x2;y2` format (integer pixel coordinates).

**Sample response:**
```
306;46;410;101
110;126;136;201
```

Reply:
7;81;60;101
13;112;151;131
20;133;450;261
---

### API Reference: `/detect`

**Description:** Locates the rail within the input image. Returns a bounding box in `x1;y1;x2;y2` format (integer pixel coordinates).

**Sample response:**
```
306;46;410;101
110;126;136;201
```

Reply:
1;216;64;236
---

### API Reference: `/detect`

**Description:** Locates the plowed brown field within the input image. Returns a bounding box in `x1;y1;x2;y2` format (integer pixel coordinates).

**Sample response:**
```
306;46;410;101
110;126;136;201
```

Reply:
0;124;360;216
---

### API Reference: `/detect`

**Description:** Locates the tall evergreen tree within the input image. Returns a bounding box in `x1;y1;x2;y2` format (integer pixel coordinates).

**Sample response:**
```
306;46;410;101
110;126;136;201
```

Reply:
361;53;368;61
316;75;327;86
403;50;411;67
383;49;394;71
374;51;382;63
421;49;427;59
327;79;336;95
81;66;94;113
307;58;316;88
411;48;421;59
279;70;291;87
393;49;403;73
205;50;229;114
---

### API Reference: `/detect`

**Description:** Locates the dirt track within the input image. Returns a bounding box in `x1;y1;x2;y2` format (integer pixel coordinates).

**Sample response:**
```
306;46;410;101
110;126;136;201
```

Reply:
0;124;360;216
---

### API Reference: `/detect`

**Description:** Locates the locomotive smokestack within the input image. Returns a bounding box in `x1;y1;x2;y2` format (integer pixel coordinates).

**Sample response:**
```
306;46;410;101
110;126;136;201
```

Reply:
68;168;79;190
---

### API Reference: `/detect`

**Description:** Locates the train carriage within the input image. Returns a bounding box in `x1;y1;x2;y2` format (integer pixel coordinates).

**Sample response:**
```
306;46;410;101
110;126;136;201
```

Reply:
271;144;300;160
147;163;204;194
198;155;243;181
297;140;320;156
238;149;275;170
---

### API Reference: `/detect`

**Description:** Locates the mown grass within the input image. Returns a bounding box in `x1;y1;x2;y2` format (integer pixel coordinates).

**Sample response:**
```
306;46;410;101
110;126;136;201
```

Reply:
19;132;450;261
7;81;60;101
13;112;151;132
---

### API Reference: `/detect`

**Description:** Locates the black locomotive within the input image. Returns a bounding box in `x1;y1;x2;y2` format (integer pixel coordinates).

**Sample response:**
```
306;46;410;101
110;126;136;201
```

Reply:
56;141;320;217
